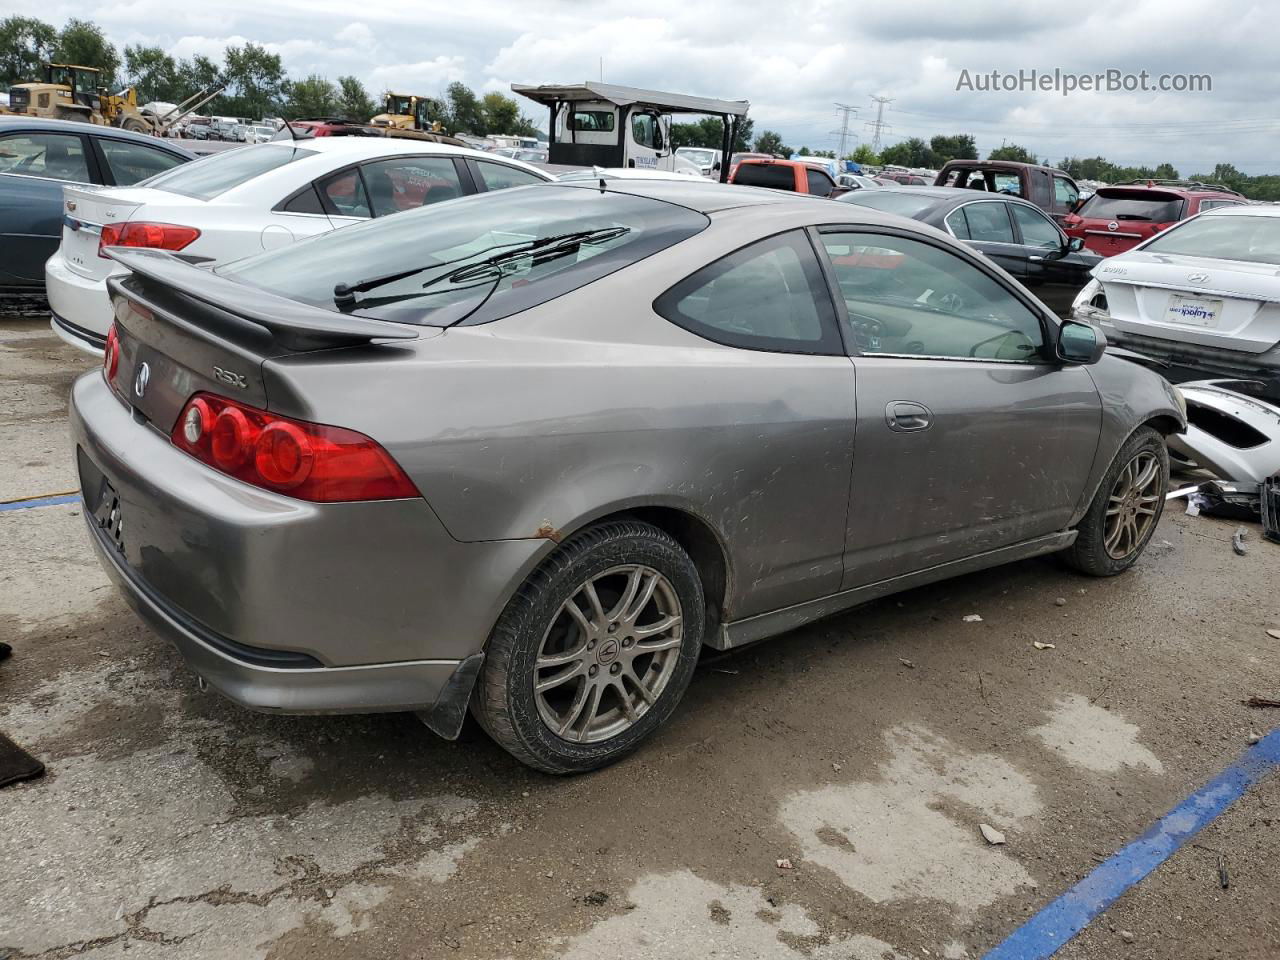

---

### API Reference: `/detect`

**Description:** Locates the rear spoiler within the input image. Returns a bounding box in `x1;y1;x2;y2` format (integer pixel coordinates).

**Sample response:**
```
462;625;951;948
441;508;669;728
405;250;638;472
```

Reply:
105;248;418;352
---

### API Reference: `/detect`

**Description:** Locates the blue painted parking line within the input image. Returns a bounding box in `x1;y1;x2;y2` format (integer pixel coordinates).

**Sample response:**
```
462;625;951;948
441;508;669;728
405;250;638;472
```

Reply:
984;727;1280;959
0;493;81;512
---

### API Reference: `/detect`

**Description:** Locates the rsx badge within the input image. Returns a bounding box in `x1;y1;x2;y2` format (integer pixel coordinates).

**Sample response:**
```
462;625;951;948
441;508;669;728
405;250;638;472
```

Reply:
213;365;249;389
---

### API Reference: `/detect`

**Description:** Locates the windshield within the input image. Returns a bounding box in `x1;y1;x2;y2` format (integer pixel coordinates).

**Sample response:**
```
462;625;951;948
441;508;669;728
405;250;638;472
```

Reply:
837;191;941;218
141;144;316;199
387;96;412;114
221;185;709;326
679;149;716;165
1079;189;1184;223
1142;214;1280;265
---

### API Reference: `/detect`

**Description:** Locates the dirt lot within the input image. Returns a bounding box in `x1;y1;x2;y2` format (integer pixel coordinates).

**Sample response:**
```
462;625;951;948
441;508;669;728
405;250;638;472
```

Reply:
2;316;1278;960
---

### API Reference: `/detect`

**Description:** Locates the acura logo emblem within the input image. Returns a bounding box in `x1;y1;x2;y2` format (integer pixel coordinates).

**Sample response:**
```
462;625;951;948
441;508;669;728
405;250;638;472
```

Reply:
134;361;150;398
1107;221;1119;231
1187;273;1209;283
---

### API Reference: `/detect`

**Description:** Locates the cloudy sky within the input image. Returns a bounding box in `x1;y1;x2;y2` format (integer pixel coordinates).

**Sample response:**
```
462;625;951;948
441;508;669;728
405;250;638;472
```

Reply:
13;0;1279;173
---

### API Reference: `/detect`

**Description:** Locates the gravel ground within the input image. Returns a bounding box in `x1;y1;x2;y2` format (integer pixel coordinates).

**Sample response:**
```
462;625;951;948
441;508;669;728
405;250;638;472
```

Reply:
2;316;1278;960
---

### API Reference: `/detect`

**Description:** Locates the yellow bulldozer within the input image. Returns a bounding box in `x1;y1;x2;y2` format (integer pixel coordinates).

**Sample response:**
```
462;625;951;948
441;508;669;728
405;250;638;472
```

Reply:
3;63;222;137
368;92;464;145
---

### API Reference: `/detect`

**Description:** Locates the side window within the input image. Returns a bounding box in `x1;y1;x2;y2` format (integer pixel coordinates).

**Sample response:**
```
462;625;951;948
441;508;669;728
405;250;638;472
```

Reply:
631;112;656;149
1054;176;1079;208
1010;203;1063;249
654;231;841;355
99;139;185;185
944;208;971;239
281;184;325;215
318;169;371;218
805;169;834;197
0;133;89;182
819;231;1045;362
961;202;1016;243
361;156;463;216
474;160;547;192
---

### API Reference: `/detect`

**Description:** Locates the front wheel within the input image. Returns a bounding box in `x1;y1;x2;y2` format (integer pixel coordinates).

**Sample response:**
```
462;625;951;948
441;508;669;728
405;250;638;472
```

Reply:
1063;426;1168;576
472;521;705;774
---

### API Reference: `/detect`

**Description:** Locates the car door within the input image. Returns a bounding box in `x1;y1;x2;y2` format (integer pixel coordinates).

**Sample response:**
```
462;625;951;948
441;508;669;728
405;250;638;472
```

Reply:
653;229;856;616
0;130;95;287
814;226;1101;586
943;200;1027;278
1009;201;1099;317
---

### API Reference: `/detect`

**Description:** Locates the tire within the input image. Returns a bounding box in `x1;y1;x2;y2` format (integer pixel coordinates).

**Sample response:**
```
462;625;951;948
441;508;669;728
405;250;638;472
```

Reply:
122;117;150;133
1063;425;1169;576
472;520;705;774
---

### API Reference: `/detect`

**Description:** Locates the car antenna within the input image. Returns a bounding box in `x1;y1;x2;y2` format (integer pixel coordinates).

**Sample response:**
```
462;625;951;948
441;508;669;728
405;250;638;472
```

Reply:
282;115;299;142
593;165;606;193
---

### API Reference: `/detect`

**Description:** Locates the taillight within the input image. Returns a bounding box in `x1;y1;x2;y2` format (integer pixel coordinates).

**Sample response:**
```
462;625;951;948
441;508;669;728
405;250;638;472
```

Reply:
1063;213;1082;226
103;324;120;384
171;393;420;503
99;222;200;259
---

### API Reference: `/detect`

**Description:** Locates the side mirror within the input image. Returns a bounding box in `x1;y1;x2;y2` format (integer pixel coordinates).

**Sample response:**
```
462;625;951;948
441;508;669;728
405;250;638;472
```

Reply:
1057;318;1106;364
1067;236;1085;252
713;160;721;171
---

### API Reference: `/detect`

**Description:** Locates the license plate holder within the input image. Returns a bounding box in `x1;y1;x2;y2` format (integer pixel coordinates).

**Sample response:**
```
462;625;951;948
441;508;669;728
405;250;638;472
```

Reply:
93;478;125;554
1165;295;1222;328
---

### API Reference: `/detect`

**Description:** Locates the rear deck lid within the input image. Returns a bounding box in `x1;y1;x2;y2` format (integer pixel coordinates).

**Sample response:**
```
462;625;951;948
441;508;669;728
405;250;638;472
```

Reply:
60;184;205;282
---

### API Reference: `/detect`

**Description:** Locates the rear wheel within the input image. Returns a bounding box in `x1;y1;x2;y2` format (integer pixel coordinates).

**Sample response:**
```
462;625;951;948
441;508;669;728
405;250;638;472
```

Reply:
472;521;704;774
121;117;150;133
1064;426;1168;576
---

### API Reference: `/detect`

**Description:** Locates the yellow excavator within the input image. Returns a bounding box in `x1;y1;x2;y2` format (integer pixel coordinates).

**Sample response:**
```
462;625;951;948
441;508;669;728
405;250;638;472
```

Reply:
3;63;222;136
368;92;463;145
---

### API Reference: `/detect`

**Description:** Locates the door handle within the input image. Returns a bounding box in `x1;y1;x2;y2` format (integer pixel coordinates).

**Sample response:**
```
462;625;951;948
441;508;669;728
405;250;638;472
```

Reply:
1029;254;1045;261
886;400;932;433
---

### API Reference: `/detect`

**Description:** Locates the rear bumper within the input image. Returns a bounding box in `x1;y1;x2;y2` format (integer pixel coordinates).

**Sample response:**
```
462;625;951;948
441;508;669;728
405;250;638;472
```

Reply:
46;253;113;351
70;370;547;714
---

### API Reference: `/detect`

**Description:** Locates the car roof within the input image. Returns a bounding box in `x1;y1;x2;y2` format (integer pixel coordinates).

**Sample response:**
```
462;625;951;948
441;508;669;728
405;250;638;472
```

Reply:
253;136;548;175
1093;182;1240;199
1198;203;1274;217
562;177;835;214
0;115;196;156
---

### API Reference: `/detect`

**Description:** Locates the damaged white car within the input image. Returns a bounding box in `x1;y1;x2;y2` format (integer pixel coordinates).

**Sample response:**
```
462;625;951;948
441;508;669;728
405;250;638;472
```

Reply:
1072;205;1280;401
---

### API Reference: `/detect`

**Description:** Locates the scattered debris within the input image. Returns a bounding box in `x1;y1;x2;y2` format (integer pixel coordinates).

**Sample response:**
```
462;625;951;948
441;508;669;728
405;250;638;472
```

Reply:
1263;475;1280;543
114;902;124;921
1247;733;1262;745
898;658;915;669
711;669;739;676
1268;629;1280;640
979;823;1006;845
831;762;842;773
775;858;793;870
1232;526;1248;556
962;614;983;623
581;890;610;906
1244;697;1280;708
1120;930;1136;944
1218;854;1230;890
1053;597;1067;607
1033;641;1056;651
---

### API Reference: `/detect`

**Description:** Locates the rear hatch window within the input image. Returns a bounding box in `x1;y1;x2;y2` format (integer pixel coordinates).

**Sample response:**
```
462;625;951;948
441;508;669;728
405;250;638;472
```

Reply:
734;163;796;190
140;144;317;200
1078;189;1184;223
220;184;709;327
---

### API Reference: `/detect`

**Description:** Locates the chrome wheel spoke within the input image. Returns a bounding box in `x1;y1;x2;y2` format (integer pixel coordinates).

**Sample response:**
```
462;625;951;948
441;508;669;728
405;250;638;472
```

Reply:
535;661;583;693
633;613;681;639
582;581;606;625
614;679;639;723
620;573;659;627
624;664;656;705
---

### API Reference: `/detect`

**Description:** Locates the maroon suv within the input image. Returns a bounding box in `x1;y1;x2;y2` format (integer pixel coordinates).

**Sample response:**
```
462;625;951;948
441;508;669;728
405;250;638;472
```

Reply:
1063;180;1246;257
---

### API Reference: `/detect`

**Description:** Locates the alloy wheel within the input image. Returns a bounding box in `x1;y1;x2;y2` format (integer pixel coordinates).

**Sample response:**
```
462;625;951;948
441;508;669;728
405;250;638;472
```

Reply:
533;564;683;743
1104;451;1162;559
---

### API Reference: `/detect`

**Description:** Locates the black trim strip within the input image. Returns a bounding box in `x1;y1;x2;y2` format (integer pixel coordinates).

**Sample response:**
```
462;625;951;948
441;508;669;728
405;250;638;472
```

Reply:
52;311;108;349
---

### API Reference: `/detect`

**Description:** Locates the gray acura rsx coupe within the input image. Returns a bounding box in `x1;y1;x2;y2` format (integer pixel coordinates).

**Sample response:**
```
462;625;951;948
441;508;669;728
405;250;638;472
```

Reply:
71;177;1186;773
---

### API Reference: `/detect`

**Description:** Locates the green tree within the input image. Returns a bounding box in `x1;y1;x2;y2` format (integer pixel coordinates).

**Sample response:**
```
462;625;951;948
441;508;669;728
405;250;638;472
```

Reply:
124;45;180;102
284;74;339;118
336;75;375;120
54;18;120;86
987;143;1038;163
879;137;935;168
670;116;753;153
1152;162;1179;180
753;129;788;157
176;54;222;100
481;91;535;135
848;144;879;165
442;81;484;134
0;15;58;87
929;134;976;164
797;145;811;156
221;42;285;118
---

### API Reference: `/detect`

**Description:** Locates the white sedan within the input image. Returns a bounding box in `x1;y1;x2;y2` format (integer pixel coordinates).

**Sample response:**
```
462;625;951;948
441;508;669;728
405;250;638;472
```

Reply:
47;137;552;354
1072;204;1280;396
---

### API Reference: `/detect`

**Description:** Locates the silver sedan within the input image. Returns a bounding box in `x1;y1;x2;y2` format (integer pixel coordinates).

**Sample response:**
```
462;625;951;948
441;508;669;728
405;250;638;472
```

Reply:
71;177;1186;772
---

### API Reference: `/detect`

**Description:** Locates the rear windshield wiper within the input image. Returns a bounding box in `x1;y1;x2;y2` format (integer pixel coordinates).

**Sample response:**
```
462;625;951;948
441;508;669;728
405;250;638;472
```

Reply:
332;227;630;309
1113;214;1153;221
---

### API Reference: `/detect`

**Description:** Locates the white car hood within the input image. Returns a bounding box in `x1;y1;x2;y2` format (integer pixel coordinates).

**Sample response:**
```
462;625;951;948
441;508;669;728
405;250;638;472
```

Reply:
1091;250;1280;354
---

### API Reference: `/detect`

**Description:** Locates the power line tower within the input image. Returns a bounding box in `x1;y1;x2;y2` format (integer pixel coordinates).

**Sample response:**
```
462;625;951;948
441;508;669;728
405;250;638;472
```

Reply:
831;102;858;157
865;95;894;153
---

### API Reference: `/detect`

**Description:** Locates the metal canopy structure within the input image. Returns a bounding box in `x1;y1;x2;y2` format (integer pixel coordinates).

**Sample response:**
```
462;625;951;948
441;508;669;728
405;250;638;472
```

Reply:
511;82;750;182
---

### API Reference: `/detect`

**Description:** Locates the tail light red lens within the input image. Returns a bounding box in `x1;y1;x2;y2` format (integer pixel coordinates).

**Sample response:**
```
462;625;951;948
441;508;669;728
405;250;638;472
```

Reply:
99;222;201;259
103;324;120;384
171;393;419;503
